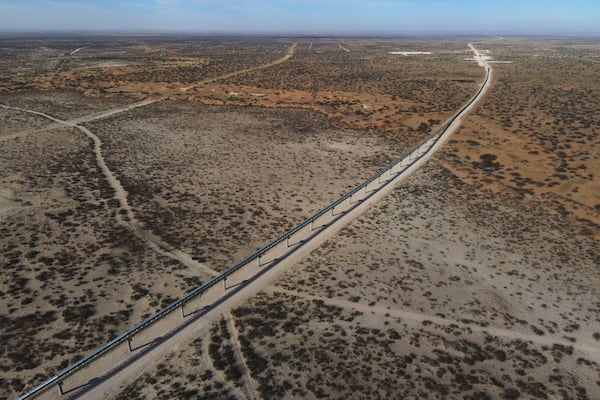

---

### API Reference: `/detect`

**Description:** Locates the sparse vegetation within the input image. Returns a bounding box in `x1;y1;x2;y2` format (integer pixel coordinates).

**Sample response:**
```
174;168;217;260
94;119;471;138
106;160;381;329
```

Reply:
1;36;598;400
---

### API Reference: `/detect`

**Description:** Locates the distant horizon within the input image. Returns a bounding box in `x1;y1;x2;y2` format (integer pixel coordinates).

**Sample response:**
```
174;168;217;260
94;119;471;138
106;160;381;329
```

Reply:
0;30;599;39
1;1;599;36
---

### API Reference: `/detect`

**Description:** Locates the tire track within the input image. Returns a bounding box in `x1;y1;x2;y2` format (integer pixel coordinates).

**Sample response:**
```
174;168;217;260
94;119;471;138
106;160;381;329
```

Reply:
0;103;219;277
201;329;249;400
76;125;219;276
1;43;301;277
268;287;600;361
181;42;297;92
225;312;260;400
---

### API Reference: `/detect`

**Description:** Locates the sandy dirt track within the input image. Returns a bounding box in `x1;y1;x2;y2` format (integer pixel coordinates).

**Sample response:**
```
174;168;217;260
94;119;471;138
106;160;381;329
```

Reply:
0;102;219;279
267;287;600;361
180;43;297;92
225;312;260;400
2;42;301;285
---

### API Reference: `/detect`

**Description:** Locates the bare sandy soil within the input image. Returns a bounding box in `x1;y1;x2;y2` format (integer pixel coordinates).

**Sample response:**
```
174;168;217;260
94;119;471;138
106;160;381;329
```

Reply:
84;102;407;270
116;160;599;400
0;107;51;138
0;124;197;396
0;91;132;120
121;162;600;399
108;39;600;400
2;36;599;400
440;39;600;231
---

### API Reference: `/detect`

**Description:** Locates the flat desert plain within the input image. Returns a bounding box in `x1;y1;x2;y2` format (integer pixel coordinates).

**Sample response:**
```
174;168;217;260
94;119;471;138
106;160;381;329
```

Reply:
1;36;599;399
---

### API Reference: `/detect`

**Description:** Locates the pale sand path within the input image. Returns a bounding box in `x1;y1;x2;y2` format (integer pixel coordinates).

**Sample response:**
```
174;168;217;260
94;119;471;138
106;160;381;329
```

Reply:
68;46;90;56
338;43;351;53
267;287;600;362
180;43;297;92
0;103;71;125
200;330;249;400
2;42;300;280
76;125;219;277
2;42;298;139
225;312;260;400
51;44;493;400
0;103;155;142
0;103;218;277
65;100;159;125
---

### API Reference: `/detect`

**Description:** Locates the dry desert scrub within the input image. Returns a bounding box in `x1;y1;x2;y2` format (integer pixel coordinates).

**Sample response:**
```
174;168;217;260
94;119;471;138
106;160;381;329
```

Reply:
3;36;599;400
0;124;201;398
84;101;406;270
440;38;600;229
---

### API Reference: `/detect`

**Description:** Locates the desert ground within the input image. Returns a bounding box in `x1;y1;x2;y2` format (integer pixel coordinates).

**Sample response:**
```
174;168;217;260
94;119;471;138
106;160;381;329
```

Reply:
1;35;599;399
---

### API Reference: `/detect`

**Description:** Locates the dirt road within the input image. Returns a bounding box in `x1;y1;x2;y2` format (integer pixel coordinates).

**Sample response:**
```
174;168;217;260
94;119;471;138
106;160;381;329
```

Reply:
3;43;300;280
0;103;219;277
267;287;600;361
181;43;297;91
68;46;90;56
338;43;351;53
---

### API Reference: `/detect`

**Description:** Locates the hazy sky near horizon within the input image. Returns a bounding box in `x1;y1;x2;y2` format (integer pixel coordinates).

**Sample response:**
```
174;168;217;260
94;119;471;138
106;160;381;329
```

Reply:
0;0;598;35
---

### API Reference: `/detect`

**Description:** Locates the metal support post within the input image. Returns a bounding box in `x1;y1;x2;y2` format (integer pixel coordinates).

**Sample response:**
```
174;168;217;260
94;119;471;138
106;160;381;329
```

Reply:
310;220;313;231
180;304;185;318
257;254;261;267
331;207;334;216
58;381;64;395
127;337;133;352
286;236;290;248
223;277;227;290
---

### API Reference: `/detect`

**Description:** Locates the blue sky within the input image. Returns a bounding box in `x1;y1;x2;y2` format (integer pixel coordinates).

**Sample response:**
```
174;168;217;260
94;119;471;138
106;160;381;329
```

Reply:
0;0;598;34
